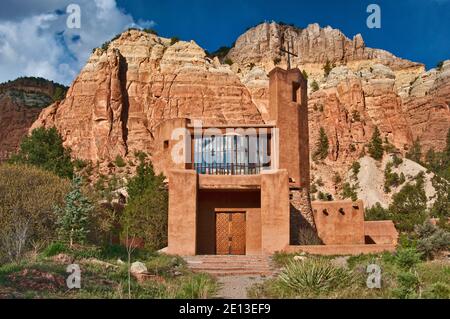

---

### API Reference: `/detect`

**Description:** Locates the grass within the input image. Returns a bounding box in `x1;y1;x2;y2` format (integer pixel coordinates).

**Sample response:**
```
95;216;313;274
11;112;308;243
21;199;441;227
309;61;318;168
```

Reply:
0;245;217;299
249;251;450;299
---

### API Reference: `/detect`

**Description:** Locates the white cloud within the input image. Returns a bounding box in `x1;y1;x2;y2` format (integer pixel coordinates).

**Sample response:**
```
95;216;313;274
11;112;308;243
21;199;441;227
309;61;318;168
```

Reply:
0;0;156;85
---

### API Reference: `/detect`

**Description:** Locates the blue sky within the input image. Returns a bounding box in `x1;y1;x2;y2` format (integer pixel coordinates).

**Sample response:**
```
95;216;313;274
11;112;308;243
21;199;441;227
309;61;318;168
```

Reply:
0;0;448;85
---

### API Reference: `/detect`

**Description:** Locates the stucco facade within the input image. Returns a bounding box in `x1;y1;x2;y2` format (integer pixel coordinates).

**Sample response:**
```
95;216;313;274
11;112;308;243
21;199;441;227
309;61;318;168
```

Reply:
160;67;397;256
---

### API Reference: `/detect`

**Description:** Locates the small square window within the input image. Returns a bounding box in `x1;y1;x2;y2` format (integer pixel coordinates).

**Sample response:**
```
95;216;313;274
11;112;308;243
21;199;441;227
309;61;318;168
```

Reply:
163;140;169;149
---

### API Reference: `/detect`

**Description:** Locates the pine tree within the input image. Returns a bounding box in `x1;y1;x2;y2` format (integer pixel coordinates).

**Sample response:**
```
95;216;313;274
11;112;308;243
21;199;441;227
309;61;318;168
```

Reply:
313;127;329;160
368;126;384;160
56;177;93;247
406;138;423;164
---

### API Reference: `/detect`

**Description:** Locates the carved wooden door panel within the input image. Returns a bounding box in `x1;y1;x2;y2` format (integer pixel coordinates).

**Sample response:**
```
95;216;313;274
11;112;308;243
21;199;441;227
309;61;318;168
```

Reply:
215;212;246;255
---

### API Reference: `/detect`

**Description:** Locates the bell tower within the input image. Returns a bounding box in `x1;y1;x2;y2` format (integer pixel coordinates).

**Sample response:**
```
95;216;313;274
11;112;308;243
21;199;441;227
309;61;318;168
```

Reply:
268;67;310;190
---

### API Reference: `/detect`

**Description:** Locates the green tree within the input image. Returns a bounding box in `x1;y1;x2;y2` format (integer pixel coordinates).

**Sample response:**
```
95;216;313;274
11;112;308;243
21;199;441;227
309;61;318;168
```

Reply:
122;161;168;250
52;86;67;102
313;127;329;161
351;161;361;179
56;177;94;247
429;176;450;224
127;162;165;200
122;188;168;251
9;127;74;179
406;138;422;164
368;126;384;160
389;173;428;232
365;203;391;221
341;183;358;201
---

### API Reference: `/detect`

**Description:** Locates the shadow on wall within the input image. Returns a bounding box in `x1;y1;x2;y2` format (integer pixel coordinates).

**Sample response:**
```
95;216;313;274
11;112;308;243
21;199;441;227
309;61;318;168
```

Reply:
290;203;323;245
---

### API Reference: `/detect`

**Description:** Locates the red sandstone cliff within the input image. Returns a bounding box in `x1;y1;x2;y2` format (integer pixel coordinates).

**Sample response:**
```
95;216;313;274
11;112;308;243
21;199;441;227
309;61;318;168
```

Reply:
0;77;67;160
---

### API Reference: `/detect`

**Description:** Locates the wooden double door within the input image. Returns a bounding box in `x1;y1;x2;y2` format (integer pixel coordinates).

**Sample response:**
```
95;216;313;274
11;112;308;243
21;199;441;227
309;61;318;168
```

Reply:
215;212;246;255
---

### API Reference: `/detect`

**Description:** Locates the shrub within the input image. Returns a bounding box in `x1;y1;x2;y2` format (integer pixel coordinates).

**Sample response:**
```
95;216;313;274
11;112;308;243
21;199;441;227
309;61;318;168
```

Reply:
394;271;420;299
415;222;450;260
384;162;403;193
313;127;329;161
224;58;233;66
342;183;358;201
423;282;450;299
143;28;158;35
310;80;319;92
114;155;126;168
9;127;74;179
170;37;180;45
273;57;281;65
41;242;69;257
208;46;231;60
394;247;423;270
323;60;333;77
365;203;391;221
436;61;444;71
176;274;217;299
318;192;333;201
279;258;353;294
52;86;67;102
368;127;384;160
389;173;428;232
0;164;70;262
392;154;403;167
351;161;361;179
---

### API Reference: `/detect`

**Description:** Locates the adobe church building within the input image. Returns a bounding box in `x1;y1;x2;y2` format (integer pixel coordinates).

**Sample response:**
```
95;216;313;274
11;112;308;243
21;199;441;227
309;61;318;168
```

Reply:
153;67;398;256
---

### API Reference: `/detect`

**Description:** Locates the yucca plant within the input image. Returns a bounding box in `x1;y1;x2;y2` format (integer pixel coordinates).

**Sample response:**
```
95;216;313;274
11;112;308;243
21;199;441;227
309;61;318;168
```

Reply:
279;258;353;294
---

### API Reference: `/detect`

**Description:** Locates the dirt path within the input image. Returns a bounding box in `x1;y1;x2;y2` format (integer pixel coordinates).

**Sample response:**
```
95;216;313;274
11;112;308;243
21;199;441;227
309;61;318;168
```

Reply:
217;275;268;299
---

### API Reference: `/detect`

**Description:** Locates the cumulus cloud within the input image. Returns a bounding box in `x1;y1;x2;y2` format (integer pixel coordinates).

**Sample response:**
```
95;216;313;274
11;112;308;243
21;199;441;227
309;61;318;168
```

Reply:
0;0;156;85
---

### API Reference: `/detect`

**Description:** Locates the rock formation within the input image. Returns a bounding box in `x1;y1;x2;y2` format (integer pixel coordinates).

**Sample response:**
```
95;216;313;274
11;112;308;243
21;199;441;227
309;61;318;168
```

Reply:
31;30;263;164
0;77;66;160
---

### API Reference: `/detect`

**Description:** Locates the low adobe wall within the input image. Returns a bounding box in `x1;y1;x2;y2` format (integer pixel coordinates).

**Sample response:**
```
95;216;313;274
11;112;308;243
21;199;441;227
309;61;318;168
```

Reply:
285;244;397;256
364;221;399;245
312;200;365;245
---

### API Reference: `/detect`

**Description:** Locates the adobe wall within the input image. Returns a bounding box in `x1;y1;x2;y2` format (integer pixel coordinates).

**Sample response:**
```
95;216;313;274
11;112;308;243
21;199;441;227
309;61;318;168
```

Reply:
312;200;365;245
365;221;399;245
197;190;261;255
167;169;198;256
261;169;290;254
151;118;190;177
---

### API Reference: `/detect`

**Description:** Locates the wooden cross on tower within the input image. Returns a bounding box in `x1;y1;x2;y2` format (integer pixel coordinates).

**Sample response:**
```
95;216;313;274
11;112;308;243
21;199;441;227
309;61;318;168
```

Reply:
280;35;298;70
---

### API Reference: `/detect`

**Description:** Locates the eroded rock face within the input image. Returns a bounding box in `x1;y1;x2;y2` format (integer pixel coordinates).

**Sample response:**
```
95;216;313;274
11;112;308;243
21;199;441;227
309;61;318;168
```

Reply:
0;78;66;160
227;22;424;88
403;61;450;151
32;30;263;163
